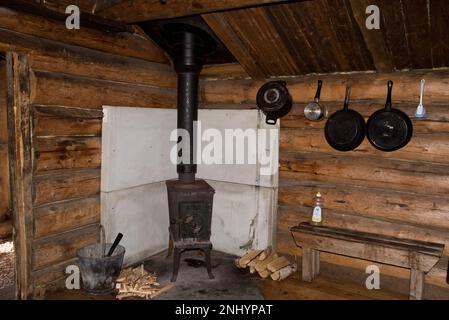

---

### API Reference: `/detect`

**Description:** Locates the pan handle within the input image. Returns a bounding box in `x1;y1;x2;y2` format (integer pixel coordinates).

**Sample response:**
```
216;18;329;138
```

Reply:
385;80;393;111
343;82;351;112
314;80;323;102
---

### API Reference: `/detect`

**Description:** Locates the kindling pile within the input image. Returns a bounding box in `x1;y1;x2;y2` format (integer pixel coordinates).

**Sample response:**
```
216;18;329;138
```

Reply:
115;264;173;300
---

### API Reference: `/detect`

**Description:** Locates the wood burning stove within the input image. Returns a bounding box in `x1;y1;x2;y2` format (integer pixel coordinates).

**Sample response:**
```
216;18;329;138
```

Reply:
165;23;216;282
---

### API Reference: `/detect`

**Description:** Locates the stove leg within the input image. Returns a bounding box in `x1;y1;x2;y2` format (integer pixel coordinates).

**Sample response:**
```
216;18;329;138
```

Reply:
204;247;214;279
171;247;181;282
166;230;173;258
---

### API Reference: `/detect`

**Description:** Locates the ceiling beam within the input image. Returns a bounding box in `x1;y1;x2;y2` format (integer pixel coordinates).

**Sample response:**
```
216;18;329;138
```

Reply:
1;0;127;33
19;0;99;13
349;0;394;72
97;0;296;23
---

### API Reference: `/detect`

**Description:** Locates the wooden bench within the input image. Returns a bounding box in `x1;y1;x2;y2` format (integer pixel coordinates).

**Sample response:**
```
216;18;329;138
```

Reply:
290;222;445;300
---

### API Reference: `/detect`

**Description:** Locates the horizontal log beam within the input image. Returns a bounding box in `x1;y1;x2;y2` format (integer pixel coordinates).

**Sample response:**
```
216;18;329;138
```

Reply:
98;0;294;23
280;127;449;164
282;102;449;130
34;196;100;239
201;63;249;80
34;105;104;119
1;0;127;33
0;28;175;88
32;70;176;109
279;178;449;231
0;7;168;63
33;168;101;206
279;151;449;197
200;69;449;105
32;223;99;270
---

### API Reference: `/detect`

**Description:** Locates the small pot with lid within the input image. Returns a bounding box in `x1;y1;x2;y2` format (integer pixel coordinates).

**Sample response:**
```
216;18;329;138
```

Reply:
256;81;292;125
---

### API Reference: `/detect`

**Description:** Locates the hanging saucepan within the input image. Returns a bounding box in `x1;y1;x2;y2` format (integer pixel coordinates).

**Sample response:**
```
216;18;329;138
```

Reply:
256;81;292;125
304;80;328;121
366;81;413;152
325;82;365;152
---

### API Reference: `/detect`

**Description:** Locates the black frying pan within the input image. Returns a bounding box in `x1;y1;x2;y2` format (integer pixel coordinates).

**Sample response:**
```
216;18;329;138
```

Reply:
367;81;413;152
325;82;365;152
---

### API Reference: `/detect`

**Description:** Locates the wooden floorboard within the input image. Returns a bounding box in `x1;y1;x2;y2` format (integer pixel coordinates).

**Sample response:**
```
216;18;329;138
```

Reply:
258;274;408;300
46;274;408;300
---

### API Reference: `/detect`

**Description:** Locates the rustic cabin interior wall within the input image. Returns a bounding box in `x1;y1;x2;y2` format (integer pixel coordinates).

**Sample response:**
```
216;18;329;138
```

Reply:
200;70;449;299
3;0;449;300
0;7;176;298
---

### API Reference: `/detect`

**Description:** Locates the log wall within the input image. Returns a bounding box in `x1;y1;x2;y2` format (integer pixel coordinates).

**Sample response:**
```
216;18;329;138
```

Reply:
0;60;12;238
4;5;449;299
0;7;176;299
200;71;449;299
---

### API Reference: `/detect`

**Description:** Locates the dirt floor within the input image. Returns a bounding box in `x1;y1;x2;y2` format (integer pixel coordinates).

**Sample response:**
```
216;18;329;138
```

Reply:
0;240;15;300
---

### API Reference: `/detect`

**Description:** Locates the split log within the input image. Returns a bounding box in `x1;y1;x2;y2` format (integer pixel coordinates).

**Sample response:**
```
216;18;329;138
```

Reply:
234;258;244;269
255;252;278;273
258;269;271;279
267;256;291;273
270;263;298;281
258;247;272;261
238;249;264;268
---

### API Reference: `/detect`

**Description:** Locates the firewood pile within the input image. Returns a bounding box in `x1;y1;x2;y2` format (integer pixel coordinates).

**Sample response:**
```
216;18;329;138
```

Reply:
234;248;297;281
115;264;174;300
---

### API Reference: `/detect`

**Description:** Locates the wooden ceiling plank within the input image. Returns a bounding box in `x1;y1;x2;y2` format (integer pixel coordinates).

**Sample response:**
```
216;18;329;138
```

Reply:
248;7;301;75
378;0;412;70
223;9;290;76
98;0;294;23
429;0;449;68
264;4;316;74
290;2;339;73
401;0;433;69
311;0;353;72
221;11;270;74
327;0;376;71
202;12;267;81
349;0;394;72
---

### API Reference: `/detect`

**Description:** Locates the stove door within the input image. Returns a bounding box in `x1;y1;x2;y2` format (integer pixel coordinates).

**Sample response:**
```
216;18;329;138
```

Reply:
179;201;212;241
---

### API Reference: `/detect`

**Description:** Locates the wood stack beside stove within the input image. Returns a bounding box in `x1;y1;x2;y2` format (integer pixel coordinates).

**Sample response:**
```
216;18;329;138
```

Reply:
235;248;297;281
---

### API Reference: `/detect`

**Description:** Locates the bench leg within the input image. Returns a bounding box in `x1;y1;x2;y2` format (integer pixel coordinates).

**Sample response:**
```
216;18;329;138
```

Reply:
312;250;320;277
302;248;320;282
410;269;425;300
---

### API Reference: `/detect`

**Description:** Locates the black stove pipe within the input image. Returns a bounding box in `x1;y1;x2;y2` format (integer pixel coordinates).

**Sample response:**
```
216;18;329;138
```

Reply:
172;29;206;183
